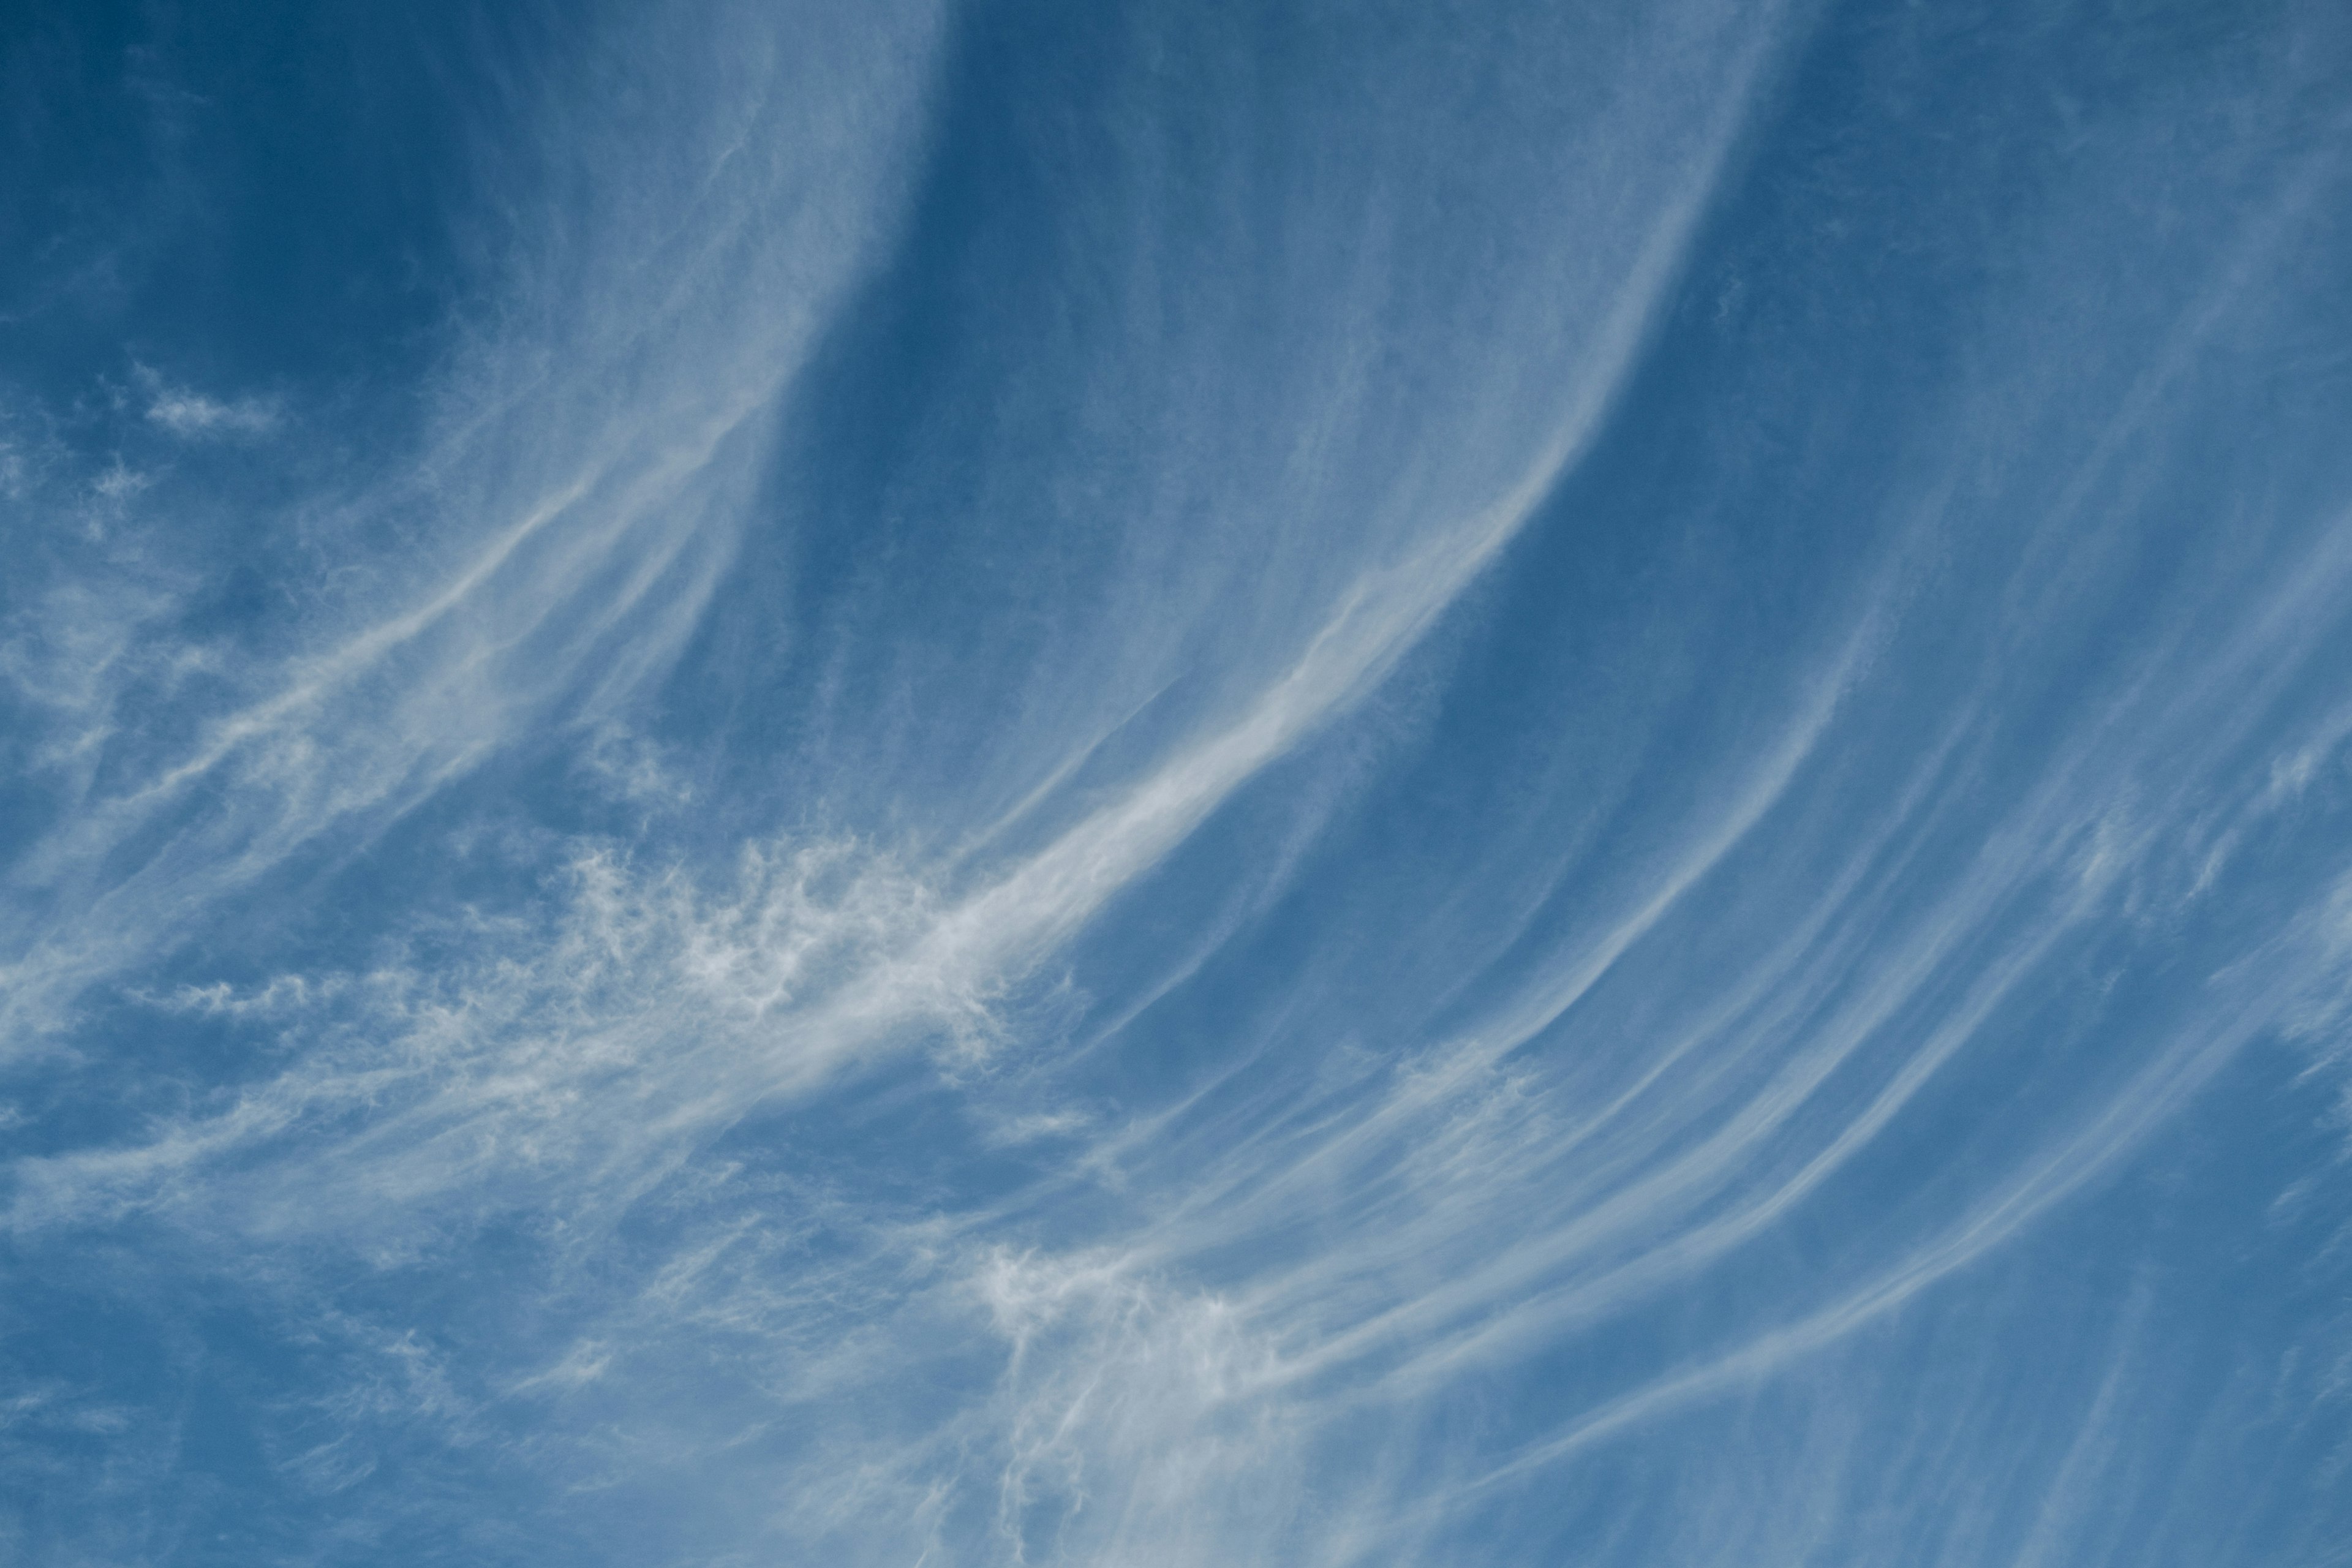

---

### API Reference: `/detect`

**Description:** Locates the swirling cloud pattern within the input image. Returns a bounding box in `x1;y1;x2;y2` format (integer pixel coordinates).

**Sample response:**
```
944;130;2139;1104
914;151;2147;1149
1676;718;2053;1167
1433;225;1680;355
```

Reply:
4;1;2350;1562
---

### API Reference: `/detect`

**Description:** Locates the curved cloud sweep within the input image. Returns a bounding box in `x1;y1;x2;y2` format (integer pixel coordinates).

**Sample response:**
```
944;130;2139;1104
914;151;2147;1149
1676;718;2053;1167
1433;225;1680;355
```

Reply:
4;1;2351;1564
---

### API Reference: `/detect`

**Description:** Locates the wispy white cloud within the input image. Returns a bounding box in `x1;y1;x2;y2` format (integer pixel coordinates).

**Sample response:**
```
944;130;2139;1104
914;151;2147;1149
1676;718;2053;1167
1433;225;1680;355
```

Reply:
7;2;2350;1563
0;0;954;1060
135;364;282;439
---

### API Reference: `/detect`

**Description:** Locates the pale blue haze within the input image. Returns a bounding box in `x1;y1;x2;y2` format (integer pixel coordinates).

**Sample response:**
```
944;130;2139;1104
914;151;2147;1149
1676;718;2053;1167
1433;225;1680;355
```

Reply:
3;1;2351;1563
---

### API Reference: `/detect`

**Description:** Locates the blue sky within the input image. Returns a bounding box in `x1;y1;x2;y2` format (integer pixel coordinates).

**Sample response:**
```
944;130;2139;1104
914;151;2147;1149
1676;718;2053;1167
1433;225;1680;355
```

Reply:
4;1;2351;1562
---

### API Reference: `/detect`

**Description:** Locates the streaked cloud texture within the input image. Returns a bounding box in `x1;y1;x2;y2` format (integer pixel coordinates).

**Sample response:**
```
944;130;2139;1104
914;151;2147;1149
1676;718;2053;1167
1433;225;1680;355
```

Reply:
4;1;2351;1562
